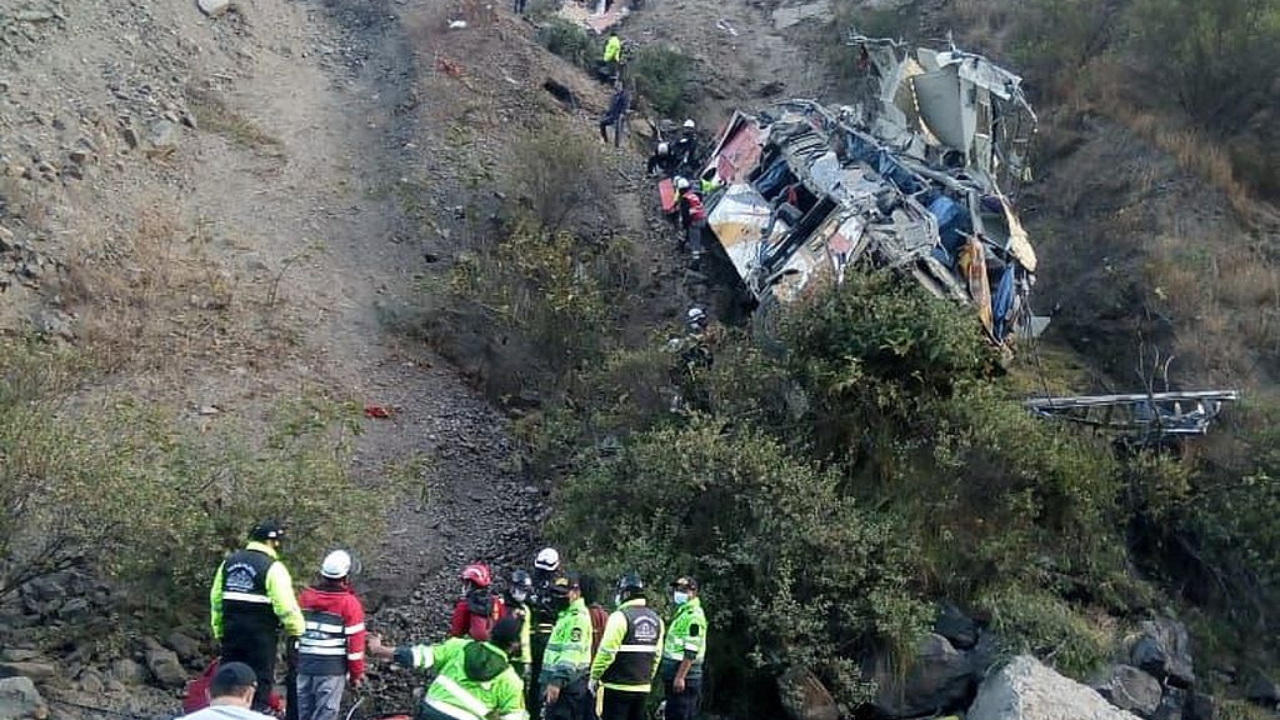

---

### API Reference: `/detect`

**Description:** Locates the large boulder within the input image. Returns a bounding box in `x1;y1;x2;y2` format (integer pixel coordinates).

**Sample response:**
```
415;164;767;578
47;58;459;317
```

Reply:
166;631;202;665
143;638;187;688
1185;692;1216;720
867;633;979;717
0;663;55;681
778;667;839;720
1130;619;1195;688
0;677;48;719
1154;687;1186;720
1092;665;1163;716
968;655;1143;720
1245;676;1280;707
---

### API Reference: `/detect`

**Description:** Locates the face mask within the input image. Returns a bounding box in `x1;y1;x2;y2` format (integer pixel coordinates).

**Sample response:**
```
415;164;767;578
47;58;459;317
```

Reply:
512;590;528;603
672;591;690;605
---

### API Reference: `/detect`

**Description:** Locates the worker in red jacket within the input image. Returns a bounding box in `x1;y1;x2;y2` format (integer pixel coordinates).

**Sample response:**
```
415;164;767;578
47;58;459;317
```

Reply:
449;562;506;641
296;550;366;720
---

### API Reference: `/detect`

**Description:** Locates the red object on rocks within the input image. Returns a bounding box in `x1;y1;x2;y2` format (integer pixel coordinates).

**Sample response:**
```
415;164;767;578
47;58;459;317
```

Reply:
184;659;285;717
364;404;392;419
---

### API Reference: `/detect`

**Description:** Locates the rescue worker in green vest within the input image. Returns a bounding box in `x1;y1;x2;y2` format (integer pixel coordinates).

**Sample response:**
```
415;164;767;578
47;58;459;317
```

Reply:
209;521;306;712
602;32;623;82
660;577;707;720
365;616;528;720
540;574;594;720
589;574;664;720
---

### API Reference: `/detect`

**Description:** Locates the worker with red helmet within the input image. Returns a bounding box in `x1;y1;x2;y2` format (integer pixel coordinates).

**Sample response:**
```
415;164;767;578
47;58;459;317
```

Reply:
450;562;506;641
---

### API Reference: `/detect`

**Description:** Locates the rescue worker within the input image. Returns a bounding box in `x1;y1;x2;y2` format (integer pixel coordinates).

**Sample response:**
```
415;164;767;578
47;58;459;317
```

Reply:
540;574;594;720
296;550;366;720
599;84;631;147
672;119;698;172
527;548;562;718
660;578;707;720
450;563;506;641
602;33;623;83
674;177;706;259
698;168;722;195
210;521;306;712
502;570;534;681
646;141;678;177
589;574;664;720
178;662;276;720
366;617;528;720
666;307;713;412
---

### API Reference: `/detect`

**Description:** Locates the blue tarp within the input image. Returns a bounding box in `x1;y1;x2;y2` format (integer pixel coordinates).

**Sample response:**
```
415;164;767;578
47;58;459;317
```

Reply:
927;195;969;253
993;264;1017;339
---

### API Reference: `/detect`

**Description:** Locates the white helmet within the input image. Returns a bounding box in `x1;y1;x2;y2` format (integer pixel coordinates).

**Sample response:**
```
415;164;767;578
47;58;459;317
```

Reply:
674;176;690;190
534;547;560;571
683;119;696;129
657;141;670;155
321;550;352;579
686;306;707;329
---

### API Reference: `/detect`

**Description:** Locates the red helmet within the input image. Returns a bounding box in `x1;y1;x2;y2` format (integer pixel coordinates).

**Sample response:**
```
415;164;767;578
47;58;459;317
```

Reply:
460;563;492;588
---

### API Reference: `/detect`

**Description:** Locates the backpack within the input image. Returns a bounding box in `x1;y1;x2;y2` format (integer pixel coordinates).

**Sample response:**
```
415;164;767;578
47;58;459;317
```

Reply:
466;590;502;641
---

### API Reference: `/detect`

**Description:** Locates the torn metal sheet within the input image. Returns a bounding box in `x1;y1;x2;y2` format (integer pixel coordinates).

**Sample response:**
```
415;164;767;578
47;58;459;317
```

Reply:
1025;391;1241;438
694;35;1043;346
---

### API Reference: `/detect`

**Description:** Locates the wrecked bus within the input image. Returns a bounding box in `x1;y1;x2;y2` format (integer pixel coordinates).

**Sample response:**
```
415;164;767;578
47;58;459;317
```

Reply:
696;36;1043;345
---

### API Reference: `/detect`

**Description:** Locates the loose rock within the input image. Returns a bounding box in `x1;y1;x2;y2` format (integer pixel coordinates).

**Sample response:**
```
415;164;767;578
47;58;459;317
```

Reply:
778;667;838;720
0;662;56;681
935;602;979;650
166;631;202;663
109;658;147;686
868;633;978;717
143;638;187;688
197;0;232;17
968;655;1141;720
1131;619;1195;688
144;120;180;157
0;677;47;720
1092;665;1163;716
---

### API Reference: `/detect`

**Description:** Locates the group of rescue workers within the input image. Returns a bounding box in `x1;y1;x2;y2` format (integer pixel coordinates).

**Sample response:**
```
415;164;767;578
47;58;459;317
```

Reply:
199;522;708;720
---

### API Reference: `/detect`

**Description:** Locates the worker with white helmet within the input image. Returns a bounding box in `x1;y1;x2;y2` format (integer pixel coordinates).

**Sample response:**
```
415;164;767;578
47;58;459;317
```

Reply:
673;119;698;171
296;549;367;720
526;547;563;717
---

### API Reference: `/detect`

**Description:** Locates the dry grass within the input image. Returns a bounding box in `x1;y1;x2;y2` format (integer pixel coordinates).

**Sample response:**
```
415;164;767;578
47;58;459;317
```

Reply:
59;204;300;376
186;89;285;156
1143;235;1280;381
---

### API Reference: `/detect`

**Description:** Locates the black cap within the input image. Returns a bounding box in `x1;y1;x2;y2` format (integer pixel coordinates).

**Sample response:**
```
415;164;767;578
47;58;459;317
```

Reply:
490;616;523;649
671;576;698;591
249;521;286;542
210;661;258;697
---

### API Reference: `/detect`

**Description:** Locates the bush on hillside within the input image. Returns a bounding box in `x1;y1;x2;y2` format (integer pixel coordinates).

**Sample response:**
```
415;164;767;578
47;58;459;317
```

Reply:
629;45;692;118
0;341;388;616
549;418;930;715
1129;0;1280;132
537;18;594;69
505;125;608;231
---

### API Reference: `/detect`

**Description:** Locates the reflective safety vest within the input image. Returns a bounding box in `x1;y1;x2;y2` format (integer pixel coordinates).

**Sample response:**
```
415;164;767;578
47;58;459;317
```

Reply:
539;598;593;688
661;597;707;679
210;541;305;642
401;638;528;720
603;36;622;63
592;599;664;693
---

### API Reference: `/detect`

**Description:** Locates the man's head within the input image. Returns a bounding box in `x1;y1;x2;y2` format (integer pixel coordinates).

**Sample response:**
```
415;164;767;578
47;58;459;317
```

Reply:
209;661;258;707
489;616;524;658
549;573;581;610
670;576;698;605
249;521;286;550
320;550;352;584
616;572;645;605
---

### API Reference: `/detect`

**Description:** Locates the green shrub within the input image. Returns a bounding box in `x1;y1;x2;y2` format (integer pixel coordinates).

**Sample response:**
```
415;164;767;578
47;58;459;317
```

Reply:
549;418;930;715
505;125;608;231
977;584;1113;678
629;45;693;118
0;341;390;619
537;18;594;69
